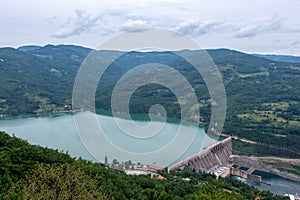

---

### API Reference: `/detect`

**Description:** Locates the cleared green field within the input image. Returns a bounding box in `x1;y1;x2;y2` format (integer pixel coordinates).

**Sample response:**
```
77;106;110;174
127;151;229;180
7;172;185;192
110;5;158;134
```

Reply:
262;101;292;111
238;71;269;78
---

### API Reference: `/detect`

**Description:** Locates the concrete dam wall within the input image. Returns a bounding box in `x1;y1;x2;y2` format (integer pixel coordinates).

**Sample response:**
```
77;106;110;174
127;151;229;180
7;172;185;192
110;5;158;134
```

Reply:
230;167;262;182
170;137;262;182
170;137;232;173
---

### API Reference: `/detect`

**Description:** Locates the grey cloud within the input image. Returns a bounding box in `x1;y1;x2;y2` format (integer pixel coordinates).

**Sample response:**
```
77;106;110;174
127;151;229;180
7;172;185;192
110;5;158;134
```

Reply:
175;19;224;36
51;7;153;38
234;16;283;38
288;40;300;55
52;9;102;38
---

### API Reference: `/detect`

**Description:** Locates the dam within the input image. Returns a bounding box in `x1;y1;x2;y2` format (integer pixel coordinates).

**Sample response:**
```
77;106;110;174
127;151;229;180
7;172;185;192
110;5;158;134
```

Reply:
170;137;262;182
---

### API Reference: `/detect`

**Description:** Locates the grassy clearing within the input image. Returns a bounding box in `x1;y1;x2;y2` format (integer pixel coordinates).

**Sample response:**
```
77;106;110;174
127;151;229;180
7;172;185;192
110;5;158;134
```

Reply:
238;110;290;124
288;120;300;126
24;93;49;104
198;103;208;108
238;113;263;122
238;101;300;132
239;71;269;78
284;66;300;71
262;101;291;111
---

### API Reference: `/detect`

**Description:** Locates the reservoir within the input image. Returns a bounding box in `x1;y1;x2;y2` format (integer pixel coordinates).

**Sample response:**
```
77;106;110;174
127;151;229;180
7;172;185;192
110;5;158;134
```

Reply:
0;112;217;167
1;112;300;195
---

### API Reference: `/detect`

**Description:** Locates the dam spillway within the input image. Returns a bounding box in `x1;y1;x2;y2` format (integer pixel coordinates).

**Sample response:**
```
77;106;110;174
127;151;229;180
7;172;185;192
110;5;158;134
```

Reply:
169;137;262;182
169;137;232;175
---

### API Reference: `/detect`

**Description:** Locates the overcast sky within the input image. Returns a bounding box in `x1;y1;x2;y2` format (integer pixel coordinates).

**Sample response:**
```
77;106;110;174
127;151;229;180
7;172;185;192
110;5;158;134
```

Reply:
1;0;300;55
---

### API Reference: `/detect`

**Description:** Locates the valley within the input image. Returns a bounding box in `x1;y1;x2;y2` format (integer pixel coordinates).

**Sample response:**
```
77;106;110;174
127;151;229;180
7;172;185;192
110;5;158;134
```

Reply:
0;45;299;159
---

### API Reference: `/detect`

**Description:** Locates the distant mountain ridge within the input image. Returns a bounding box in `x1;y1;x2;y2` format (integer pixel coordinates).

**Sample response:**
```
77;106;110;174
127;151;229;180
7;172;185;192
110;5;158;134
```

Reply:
253;54;300;63
18;45;42;51
17;44;300;63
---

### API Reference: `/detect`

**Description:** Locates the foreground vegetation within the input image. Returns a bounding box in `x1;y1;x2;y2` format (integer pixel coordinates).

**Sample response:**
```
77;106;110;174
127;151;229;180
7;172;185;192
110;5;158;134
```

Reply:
0;131;288;199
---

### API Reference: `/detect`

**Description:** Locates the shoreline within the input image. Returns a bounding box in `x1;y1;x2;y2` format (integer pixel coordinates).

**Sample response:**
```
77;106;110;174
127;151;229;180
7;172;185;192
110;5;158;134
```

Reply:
0;110;206;128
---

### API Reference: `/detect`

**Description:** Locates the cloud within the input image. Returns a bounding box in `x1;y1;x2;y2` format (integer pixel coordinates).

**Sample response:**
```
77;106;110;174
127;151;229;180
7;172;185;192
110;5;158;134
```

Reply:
287;40;300;55
175;19;224;36
52;9;102;38
234;16;283;38
119;19;152;31
52;8;154;38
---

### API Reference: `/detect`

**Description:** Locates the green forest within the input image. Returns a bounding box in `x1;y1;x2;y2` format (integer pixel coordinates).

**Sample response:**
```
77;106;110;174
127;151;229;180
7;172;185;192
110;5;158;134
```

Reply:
0;45;299;157
0;131;288;200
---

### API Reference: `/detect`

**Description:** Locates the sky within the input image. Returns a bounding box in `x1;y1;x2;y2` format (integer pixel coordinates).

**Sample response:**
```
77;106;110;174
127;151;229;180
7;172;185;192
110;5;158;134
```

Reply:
1;0;300;55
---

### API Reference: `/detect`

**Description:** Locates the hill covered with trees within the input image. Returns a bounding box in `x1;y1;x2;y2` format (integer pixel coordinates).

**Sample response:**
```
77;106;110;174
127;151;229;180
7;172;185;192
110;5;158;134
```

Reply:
0;45;299;157
0;131;287;199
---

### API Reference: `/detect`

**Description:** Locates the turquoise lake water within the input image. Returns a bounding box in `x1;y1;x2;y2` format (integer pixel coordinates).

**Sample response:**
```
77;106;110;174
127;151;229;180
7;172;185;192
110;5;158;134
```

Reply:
1;112;299;195
0;112;217;166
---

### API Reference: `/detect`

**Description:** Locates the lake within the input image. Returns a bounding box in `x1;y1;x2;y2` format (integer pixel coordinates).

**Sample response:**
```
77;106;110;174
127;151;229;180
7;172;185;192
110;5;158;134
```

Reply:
0;112;217;167
1;112;300;195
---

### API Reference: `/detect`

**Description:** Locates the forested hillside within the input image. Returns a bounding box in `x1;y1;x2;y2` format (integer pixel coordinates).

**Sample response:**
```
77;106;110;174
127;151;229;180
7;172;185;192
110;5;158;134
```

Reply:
0;131;287;199
0;45;299;157
253;54;300;63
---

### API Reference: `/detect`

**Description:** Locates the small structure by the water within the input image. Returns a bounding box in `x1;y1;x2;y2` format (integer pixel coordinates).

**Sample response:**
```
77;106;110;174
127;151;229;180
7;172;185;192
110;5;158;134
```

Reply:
284;194;300;200
125;170;149;176
123;163;165;180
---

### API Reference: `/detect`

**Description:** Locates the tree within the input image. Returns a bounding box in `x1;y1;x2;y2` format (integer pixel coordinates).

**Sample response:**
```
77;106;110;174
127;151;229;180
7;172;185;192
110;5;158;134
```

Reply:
6;162;107;200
